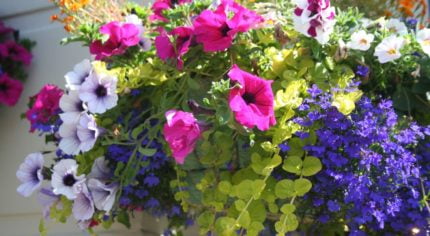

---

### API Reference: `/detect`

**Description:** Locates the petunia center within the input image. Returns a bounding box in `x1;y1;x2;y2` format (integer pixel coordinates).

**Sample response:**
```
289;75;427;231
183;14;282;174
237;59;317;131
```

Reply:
63;174;76;187
359;38;368;45
76;101;85;112
423;39;430;46
242;92;256;104
95;85;108;98
0;83;8;92
32;167;40;182
220;24;231;37
171;0;178;5
387;48;397;55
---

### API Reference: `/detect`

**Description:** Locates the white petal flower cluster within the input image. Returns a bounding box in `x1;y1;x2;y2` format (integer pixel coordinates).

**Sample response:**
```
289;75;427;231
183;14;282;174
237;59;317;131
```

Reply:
58;60;118;155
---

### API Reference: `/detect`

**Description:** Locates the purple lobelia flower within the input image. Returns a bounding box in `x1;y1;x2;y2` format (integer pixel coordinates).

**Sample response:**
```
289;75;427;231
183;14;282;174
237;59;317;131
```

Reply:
356;65;369;77
16;153;44;197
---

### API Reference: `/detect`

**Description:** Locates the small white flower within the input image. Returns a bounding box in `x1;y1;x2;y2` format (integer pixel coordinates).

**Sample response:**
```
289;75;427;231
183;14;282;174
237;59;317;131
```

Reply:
79;72;118;114
416;28;430;56
77;113;100;153
374;36;404;63
65;59;92;91
59;91;86;124
51;159;85;200
347;30;374;51
385;18;408;36
426;91;430;101
16;153;44;197
59;122;81;155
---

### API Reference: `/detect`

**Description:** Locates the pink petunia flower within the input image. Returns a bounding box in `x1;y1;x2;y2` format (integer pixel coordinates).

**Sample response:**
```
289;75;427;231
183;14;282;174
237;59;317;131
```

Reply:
0;41;33;65
0;73;23;107
89;21;141;60
193;0;263;52
0;22;13;35
26;84;63;132
150;0;192;22
228;64;276;131
155;26;194;69
163;110;201;164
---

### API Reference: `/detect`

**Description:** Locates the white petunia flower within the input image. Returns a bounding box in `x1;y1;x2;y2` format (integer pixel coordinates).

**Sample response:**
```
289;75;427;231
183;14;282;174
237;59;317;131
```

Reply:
65;59;92;91
16;153;44;197
59;122;81;155
59;91;87;124
51;159;85;200
79;72;118;114
77;113;100;152
88;157;112;181
416;28;430;56
37;188;60;219
347;30;374;51
374;36;404;63
385;18;408;36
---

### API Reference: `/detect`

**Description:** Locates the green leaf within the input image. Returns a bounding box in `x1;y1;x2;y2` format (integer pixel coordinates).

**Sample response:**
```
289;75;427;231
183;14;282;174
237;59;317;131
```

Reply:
275;179;295;199
248;200;267;223
294;178;312;196
302;156;322;176
138;147;157;156
252;180;266;199
218;181;232;195
235;199;247;211
248;222;265;236
282;156;303;175
197;211;215;233
238;210;251;228
215;217;236;236
280;204;296;214
117;211;131;228
236;180;254;199
39;218;47;236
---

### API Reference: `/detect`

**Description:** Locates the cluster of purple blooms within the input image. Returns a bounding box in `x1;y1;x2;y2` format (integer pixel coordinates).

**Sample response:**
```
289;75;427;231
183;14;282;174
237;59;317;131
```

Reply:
291;85;430;235
106;109;189;227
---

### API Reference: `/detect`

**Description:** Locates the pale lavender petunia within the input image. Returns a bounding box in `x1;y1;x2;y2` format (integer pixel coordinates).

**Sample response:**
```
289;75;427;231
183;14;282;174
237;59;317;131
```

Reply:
16;153;44;197
59;122;81;155
88;157;112;181
79;72;118;114
38;187;60;219
72;183;95;221
59;91;87;124
88;178;118;213
77;113;100;152
51;159;85;200
65;59;92;91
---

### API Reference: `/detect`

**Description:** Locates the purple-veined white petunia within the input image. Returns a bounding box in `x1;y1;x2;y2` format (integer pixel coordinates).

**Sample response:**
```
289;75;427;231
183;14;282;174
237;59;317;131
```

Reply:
59;122;81;155
59;90;87;124
51;159;85;200
65;59;92;91
37;188;60;219
374;35;404;63
88;178;118;213
88;156;112;181
72;183;95;221
77;113;100;152
79;72;118;114
16;152;44;197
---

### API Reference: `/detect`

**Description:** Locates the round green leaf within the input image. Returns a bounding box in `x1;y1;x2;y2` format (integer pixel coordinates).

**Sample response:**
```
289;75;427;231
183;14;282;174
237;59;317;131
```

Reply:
302;156;322;176
275;179;295;199
282;156;303;175
294;178;312;196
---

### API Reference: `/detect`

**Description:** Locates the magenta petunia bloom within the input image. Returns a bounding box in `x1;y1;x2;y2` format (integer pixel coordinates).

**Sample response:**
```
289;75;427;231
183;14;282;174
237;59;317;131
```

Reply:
163;110;201;164
26;84;63;132
228;64;276;131
0;22;13;35
150;0;192;22
89;21;141;60
155;26;194;69
0;73;23;107
0;41;33;65
193;0;263;52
